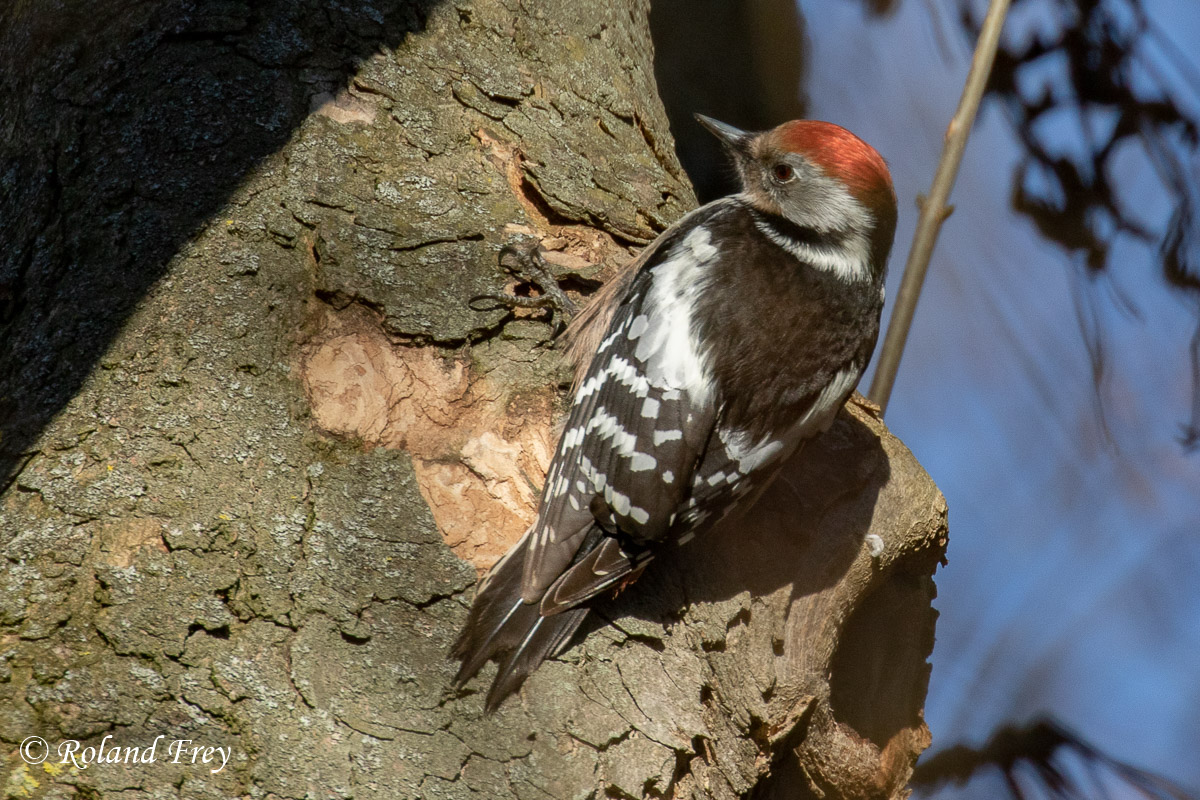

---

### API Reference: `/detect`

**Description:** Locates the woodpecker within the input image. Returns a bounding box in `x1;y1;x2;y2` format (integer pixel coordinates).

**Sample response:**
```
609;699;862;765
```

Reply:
453;115;897;711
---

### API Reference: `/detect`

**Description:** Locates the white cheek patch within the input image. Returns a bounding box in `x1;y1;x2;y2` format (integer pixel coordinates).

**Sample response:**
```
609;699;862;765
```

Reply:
806;175;874;237
750;173;876;282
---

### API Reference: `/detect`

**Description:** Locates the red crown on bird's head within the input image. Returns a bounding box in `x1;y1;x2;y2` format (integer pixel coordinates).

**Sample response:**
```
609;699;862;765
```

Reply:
770;120;896;215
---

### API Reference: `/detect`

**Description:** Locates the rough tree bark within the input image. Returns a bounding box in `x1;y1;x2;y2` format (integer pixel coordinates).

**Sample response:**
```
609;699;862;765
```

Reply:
0;1;947;798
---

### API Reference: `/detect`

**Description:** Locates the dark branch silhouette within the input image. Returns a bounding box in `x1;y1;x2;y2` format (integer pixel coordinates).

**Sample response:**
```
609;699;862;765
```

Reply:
912;718;1198;800
962;0;1200;447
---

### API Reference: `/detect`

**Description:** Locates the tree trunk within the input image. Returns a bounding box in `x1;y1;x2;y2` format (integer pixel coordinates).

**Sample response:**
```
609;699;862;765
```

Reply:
0;1;947;798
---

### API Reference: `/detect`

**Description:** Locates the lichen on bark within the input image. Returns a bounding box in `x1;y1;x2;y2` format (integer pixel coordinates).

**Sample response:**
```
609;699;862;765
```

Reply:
0;1;944;798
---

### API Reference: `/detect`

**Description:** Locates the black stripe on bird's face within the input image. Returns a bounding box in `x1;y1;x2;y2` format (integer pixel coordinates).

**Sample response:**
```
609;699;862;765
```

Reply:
747;206;852;252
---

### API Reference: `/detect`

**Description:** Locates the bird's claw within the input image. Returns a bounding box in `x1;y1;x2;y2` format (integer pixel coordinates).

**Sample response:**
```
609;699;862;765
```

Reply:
473;243;579;334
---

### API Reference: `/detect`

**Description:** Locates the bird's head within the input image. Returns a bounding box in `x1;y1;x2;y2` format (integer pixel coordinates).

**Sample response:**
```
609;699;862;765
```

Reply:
696;115;897;278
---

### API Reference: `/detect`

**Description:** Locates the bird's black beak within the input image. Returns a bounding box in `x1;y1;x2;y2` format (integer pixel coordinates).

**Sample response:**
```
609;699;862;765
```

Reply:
695;114;752;159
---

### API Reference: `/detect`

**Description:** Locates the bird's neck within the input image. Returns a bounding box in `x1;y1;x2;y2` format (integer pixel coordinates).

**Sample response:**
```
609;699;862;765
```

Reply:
736;197;878;285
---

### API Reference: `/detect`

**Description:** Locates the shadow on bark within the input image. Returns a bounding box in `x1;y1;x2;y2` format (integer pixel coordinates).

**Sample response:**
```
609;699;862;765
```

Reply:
649;0;808;203
0;0;441;484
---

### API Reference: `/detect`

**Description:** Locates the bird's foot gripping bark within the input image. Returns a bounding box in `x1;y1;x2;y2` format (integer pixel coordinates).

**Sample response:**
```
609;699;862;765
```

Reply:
474;243;579;334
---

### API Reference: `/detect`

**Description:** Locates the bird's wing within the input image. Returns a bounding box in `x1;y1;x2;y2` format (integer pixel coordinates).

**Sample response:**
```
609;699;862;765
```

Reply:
560;199;739;386
520;220;732;608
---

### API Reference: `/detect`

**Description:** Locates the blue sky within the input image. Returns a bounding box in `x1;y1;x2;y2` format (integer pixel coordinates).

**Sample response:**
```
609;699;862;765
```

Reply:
798;0;1200;787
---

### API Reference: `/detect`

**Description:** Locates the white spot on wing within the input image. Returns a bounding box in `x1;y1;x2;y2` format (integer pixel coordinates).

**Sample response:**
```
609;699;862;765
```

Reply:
597;316;632;353
607;356;650;397
653;429;683;445
587;411;642;457
579;456;607;492
562;426;585;449
574;372;607;401
629;452;656;472
606;487;632;516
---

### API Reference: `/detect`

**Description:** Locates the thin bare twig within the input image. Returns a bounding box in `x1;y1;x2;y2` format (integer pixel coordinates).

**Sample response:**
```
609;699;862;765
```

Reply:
867;0;1013;414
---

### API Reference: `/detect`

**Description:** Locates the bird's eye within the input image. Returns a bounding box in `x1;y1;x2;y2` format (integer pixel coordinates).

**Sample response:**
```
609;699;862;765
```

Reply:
772;163;795;183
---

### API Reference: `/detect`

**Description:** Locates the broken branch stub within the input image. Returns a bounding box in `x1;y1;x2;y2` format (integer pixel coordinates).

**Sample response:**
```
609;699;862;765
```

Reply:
440;396;945;799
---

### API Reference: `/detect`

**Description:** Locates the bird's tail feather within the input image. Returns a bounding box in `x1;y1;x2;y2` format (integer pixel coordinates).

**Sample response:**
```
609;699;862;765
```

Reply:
451;529;590;712
479;604;588;711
